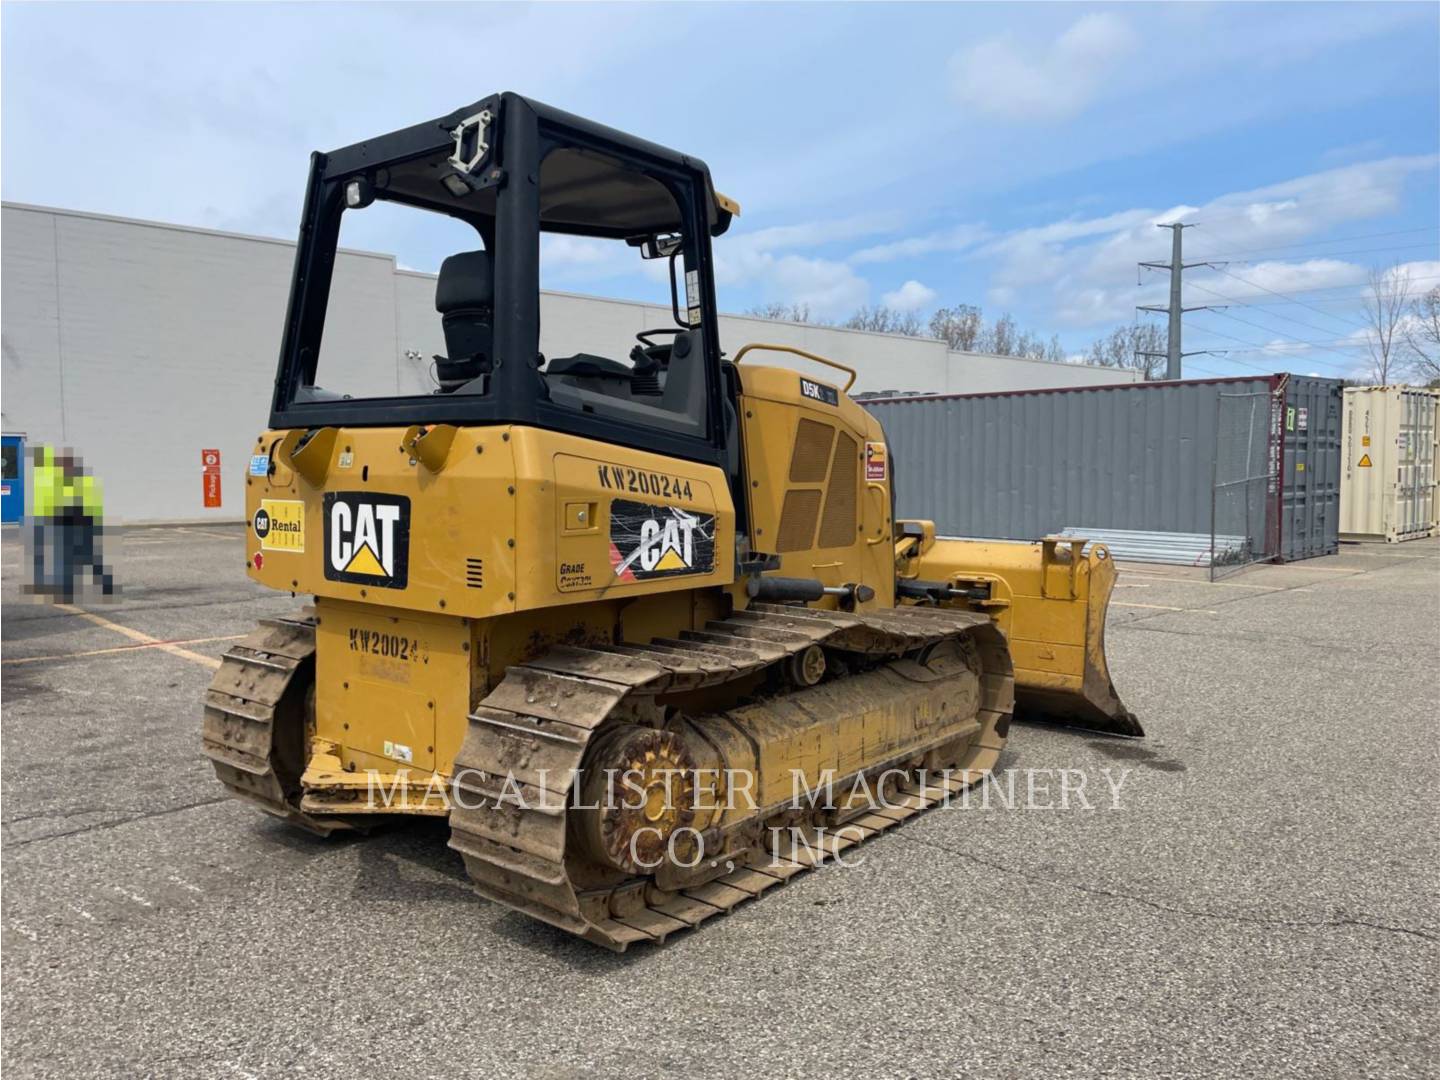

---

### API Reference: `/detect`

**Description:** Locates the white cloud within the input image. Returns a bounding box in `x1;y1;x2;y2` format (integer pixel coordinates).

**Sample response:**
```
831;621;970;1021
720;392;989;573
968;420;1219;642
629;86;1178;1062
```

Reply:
850;224;989;265
728;212;904;256
1384;259;1440;286
1189;155;1436;249
708;212;900;317
881;280;937;311
542;234;622;271
975;154;1438;329
761;255;869;317
948;13;1139;121
533;210;896;316
1187;258;1367;302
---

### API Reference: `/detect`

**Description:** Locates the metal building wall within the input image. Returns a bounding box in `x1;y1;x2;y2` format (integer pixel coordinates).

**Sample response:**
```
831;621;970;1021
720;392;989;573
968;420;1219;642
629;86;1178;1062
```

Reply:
864;378;1279;545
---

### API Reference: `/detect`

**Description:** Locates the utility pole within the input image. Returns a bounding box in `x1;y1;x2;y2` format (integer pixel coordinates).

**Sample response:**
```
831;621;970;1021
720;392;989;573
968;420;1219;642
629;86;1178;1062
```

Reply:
1137;223;1222;380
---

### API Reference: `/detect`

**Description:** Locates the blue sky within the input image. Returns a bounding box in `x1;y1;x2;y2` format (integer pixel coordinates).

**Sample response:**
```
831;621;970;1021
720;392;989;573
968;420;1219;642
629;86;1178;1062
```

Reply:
4;2;1437;378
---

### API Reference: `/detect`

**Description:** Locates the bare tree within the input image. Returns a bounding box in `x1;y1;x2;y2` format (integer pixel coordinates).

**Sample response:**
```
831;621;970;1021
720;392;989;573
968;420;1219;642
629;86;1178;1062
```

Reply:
930;304;1069;360
746;301;820;324
1010;328;1061;360
979;313;1017;356
1361;263;1413;384
1404;286;1440;384
1086;323;1168;379
928;304;983;350
752;295;1073;362
842;306;923;336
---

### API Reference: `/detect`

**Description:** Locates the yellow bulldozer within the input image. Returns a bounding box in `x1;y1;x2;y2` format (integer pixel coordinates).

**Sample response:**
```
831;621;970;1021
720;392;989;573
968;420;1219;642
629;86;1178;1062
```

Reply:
203;93;1139;950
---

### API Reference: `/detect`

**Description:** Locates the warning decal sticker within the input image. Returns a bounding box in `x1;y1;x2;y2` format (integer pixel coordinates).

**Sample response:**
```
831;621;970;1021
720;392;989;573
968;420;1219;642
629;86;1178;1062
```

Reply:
608;499;715;581
1357;454;1373;468
323;492;410;589
865;441;888;481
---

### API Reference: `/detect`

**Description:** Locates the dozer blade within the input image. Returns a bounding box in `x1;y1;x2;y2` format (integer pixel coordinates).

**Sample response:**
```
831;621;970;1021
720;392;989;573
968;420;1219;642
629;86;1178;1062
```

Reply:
897;529;1143;737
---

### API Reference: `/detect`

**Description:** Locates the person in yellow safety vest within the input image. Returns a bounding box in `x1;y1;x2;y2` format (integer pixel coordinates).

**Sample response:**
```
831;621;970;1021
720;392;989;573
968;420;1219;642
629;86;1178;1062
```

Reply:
26;446;114;601
25;445;66;597
60;453;115;602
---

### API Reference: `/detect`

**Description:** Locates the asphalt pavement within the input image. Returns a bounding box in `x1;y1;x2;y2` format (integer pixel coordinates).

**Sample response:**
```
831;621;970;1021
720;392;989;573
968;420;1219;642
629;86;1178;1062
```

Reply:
2;524;1437;1079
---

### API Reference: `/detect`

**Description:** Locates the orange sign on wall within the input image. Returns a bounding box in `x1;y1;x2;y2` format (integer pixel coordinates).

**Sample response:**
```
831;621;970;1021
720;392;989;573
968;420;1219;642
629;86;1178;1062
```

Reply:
202;448;222;508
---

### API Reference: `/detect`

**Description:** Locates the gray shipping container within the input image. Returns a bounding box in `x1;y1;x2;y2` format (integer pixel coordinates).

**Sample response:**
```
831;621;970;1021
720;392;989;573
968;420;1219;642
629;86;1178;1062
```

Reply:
1279;376;1343;560
863;374;1342;564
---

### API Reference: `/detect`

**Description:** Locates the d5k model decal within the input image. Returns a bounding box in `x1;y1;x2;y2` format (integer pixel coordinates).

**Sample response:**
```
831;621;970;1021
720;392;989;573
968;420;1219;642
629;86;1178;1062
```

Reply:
323;492;410;588
609;499;716;581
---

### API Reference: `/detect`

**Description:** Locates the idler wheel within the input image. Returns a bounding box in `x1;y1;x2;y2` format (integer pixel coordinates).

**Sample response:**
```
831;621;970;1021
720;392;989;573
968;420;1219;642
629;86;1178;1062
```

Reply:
577;727;698;874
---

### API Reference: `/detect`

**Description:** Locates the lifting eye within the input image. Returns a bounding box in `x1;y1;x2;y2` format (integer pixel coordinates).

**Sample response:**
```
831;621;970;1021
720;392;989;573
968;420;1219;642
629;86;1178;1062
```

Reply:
448;110;493;175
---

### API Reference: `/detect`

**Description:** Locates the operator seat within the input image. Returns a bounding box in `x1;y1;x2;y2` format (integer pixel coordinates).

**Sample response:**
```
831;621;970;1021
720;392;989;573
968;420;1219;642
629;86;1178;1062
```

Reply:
434;250;494;391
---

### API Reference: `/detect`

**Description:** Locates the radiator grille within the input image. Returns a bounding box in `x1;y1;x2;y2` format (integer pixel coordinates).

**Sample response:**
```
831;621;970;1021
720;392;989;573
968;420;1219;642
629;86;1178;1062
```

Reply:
818;432;859;548
465;558;484;589
788;419;835;483
776;489;823;552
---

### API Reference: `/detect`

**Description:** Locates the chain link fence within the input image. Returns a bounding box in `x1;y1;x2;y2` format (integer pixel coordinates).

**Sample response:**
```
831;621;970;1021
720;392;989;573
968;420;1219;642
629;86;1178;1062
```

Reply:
1210;390;1280;580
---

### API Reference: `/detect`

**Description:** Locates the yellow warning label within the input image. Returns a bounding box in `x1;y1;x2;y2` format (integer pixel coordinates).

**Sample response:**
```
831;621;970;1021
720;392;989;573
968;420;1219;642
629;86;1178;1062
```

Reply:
1362;435;1371;447
255;499;305;552
1357;454;1373;468
1296;463;1305;472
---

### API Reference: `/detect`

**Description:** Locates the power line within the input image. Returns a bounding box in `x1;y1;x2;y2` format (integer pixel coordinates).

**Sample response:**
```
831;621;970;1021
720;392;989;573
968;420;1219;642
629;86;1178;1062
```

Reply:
1146;269;1440;304
1201;272;1440;300
1184;320;1360;372
1187;305;1367;357
1188;226;1438;260
1203;308;1365;351
1174;341;1290;375
1199;293;1386;308
1210;266;1372;331
1232;243;1437;262
1188;188;1438;228
1192;242;1438;265
1186;280;1369;341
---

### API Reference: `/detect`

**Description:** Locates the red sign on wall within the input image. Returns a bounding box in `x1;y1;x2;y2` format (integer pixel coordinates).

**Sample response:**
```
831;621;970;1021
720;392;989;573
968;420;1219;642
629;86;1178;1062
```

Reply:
202;448;222;508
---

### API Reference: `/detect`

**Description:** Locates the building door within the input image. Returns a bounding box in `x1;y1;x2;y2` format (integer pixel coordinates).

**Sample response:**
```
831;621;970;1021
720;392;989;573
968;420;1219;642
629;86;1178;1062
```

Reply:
1;434;25;524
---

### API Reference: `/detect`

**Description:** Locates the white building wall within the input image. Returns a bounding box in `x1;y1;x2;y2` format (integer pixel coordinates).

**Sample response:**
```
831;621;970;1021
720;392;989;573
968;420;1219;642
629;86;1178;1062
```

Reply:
2;208;67;445
1;202;1137;522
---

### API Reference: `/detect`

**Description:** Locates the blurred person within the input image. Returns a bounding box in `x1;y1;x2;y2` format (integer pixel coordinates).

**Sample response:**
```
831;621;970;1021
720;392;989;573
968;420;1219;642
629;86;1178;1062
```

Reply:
24;446;114;602
25;444;65;596
58;451;114;601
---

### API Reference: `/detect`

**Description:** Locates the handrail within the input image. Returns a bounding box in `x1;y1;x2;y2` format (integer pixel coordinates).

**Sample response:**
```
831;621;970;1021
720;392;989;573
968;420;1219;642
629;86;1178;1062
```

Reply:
732;343;858;392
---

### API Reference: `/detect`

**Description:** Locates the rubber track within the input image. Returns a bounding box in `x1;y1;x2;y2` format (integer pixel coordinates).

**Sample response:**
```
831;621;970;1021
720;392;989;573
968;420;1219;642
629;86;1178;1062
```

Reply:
447;603;1011;951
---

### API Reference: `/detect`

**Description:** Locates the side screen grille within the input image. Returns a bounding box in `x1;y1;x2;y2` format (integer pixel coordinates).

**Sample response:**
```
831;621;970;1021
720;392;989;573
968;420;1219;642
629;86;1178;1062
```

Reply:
465;558;484;588
776;489;823;552
818;433;859;548
788;419;835;483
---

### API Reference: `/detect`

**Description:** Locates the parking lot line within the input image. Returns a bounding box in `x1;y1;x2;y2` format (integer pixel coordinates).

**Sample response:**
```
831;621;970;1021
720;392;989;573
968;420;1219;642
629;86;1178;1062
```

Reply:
1119;572;1286;590
173;527;243;541
2;634;244;668
51;604;227;670
1111;601;1218;614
